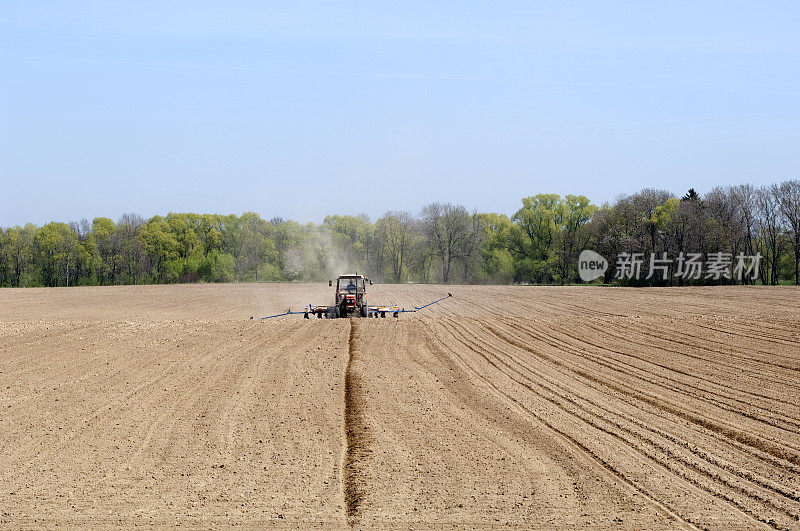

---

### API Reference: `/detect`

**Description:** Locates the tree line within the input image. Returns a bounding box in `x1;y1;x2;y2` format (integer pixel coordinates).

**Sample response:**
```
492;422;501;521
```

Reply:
1;180;799;287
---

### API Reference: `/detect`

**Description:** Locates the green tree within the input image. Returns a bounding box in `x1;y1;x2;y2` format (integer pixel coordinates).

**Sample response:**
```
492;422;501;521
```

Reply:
90;217;118;284
322;214;372;275
138;216;181;282
1;225;36;286
508;194;560;283
199;249;235;282
554;195;598;283
35;222;80;287
478;213;515;283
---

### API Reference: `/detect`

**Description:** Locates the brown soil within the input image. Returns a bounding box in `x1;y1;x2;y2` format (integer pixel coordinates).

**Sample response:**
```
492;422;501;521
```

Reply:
1;284;798;528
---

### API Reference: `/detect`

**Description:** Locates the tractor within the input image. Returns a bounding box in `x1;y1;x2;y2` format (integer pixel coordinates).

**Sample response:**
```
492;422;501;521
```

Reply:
326;274;371;318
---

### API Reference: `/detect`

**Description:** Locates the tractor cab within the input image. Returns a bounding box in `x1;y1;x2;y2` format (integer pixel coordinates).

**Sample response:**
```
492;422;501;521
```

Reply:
338;275;364;294
329;274;371;317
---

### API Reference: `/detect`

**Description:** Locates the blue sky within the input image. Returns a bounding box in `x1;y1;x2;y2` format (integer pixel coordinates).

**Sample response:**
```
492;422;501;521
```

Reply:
1;1;798;226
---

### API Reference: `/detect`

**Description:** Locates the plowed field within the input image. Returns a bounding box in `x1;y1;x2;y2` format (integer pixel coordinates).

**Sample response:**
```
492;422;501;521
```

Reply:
1;284;799;528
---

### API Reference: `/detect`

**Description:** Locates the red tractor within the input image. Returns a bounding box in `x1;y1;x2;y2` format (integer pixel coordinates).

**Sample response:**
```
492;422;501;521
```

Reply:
327;274;371;318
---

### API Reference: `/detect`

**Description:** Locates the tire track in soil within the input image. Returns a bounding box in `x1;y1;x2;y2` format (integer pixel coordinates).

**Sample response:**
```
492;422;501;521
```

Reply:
341;318;367;527
418;319;703;530
514;319;800;437
448;318;797;529
577;320;800;414
447;320;799;527
497;321;800;504
488;319;800;469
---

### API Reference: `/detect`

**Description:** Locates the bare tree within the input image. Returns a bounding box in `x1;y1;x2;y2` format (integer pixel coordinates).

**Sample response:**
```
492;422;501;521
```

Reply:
376;211;416;283
630;188;673;254
421;202;471;283
69;219;91;241
756;188;785;285
458;212;484;283
732;186;756;246
705;187;749;282
775;180;800;285
118;213;145;284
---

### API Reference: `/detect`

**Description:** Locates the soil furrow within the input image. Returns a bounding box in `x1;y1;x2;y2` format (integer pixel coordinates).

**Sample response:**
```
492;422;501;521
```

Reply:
342;319;366;527
447;320;800;526
419;319;704;529
469;320;800;506
481;319;800;467
509;319;800;433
